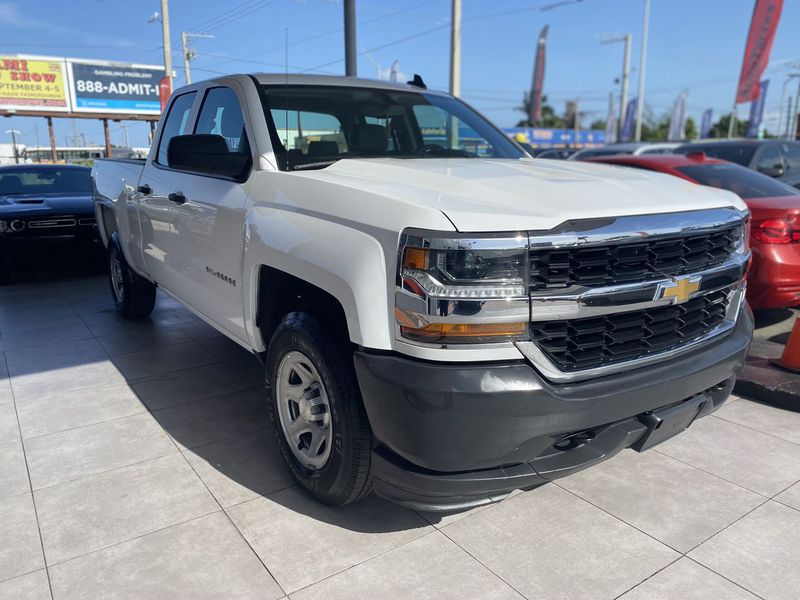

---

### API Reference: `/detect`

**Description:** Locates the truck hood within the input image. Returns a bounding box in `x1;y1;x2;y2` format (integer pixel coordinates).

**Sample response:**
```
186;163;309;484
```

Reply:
0;193;94;216
303;158;747;231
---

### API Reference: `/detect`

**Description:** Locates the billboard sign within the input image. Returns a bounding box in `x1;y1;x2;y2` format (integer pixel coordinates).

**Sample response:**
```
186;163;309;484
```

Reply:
67;59;166;114
0;55;69;112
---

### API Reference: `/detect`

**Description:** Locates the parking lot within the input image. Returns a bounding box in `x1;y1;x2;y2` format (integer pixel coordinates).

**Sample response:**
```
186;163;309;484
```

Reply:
1;272;799;600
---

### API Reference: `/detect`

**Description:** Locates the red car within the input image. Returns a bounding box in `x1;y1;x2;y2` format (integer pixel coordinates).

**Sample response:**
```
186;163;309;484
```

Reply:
586;153;800;310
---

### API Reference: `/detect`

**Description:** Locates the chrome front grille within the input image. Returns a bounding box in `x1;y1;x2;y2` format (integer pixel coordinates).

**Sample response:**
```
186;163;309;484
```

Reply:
517;207;750;382
529;226;740;291
530;287;731;372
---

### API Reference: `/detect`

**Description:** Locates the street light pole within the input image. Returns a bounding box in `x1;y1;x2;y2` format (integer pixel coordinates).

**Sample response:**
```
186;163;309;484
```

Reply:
344;0;357;76
634;0;649;141
5;129;21;164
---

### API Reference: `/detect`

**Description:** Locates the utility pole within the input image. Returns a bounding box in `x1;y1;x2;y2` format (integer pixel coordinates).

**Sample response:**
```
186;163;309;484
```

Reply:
601;34;632;140
634;0;649;141
181;32;214;85
449;0;461;98
161;0;174;92
448;0;462;150
71;119;78;146
121;122;129;148
785;95;794;139
5;129;20;164
791;78;800;141
778;74;800;139
344;0;356;76
574;98;580;146
182;32;191;85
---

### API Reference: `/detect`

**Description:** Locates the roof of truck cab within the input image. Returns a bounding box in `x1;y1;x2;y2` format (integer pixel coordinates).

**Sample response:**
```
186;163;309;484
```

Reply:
250;73;450;95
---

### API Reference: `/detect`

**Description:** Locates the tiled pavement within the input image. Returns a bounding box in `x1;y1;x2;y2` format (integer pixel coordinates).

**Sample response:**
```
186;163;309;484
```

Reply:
1;276;799;600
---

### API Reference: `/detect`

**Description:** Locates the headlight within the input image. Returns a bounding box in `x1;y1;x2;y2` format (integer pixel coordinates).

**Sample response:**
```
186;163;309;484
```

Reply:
0;220;6;233
395;231;530;345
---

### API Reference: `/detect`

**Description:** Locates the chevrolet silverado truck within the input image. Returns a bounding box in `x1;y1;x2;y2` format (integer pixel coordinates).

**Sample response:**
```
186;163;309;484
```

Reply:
93;74;753;511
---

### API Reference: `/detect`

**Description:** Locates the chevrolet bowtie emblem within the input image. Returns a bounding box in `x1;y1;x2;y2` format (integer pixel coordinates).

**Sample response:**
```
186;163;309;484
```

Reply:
656;275;701;304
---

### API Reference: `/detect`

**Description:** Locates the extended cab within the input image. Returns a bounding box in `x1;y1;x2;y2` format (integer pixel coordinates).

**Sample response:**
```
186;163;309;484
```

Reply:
93;74;753;511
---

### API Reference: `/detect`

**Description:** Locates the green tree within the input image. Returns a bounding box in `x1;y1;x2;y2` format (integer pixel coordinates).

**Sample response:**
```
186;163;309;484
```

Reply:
589;119;606;131
708;113;748;138
515;93;566;128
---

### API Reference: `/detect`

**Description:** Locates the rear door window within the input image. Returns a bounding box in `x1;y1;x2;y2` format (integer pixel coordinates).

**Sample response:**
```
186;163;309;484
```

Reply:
195;87;249;154
156;92;196;165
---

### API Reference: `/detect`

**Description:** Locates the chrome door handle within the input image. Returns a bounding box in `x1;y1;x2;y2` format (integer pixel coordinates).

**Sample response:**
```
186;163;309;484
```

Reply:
168;192;186;205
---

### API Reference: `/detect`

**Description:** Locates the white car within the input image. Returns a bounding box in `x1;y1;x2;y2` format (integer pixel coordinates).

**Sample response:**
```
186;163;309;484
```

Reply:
570;142;682;160
93;74;752;511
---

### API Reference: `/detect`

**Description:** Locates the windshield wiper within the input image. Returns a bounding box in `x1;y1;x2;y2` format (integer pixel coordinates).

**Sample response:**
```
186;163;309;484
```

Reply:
289;160;340;171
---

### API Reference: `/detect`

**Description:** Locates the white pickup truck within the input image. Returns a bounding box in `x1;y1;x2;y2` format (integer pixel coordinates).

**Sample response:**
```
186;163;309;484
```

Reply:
93;74;753;511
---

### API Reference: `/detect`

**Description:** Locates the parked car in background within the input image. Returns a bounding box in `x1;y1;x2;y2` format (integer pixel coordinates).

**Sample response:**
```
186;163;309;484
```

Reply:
586;153;800;309
570;142;681;160
535;147;578;160
0;165;96;242
675;140;800;189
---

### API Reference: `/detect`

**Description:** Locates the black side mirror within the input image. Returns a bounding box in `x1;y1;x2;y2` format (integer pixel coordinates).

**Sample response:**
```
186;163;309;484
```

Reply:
757;163;785;178
167;134;250;179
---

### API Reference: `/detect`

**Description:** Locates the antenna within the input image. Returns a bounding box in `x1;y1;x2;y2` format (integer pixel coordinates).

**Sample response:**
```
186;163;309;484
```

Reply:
285;27;290;171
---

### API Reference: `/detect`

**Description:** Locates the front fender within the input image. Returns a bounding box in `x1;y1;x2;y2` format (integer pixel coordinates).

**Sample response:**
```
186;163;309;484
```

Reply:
242;206;393;351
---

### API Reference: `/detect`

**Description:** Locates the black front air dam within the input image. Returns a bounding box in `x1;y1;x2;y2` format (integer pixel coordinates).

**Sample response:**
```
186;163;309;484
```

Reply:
354;308;752;510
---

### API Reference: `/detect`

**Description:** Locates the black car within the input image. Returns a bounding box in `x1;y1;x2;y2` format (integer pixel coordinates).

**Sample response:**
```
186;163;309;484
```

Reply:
535;147;578;160
0;164;96;241
675;140;800;189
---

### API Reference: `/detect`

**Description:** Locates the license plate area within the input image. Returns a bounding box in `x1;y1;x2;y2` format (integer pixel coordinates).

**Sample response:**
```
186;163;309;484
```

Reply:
632;394;708;452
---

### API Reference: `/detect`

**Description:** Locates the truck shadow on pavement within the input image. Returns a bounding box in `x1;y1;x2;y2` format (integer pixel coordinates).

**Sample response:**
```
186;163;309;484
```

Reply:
0;266;466;533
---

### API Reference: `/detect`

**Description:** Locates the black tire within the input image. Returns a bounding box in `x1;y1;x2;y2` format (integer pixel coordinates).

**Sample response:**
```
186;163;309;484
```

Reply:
266;312;373;506
107;231;156;319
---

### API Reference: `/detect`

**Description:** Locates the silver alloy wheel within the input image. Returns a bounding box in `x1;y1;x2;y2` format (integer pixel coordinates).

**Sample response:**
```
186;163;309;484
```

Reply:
110;249;125;302
275;350;333;470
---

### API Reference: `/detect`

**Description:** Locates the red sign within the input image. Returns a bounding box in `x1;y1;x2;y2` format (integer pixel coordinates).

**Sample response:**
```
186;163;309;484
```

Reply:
736;0;783;104
158;76;172;112
528;26;548;125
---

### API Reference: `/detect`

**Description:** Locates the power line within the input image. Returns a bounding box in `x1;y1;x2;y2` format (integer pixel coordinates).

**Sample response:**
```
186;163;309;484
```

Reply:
201;0;442;70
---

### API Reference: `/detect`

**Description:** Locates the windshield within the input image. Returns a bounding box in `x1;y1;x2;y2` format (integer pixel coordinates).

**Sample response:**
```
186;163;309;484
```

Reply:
676;163;798;199
0;167;91;196
259;84;524;170
676;144;757;167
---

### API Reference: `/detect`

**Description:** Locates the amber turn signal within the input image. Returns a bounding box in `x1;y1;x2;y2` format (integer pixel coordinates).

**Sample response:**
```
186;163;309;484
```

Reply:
402;247;429;270
400;321;528;343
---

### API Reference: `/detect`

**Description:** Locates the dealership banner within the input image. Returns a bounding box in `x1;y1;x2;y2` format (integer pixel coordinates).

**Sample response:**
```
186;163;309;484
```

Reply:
528;25;549;125
700;109;713;138
667;90;689;141
746;79;769;137
0;55;69;112
67;60;166;114
736;0;782;103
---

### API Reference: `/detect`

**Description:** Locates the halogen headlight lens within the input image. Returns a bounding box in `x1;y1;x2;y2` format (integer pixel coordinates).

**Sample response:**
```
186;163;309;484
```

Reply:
0;220;6;233
400;233;528;299
396;231;530;345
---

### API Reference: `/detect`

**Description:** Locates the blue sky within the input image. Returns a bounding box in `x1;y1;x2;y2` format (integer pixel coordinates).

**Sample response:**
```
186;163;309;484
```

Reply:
1;0;799;148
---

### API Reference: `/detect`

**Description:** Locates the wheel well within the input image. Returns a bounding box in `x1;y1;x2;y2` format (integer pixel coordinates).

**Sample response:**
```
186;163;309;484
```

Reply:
99;205;116;245
256;265;351;348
